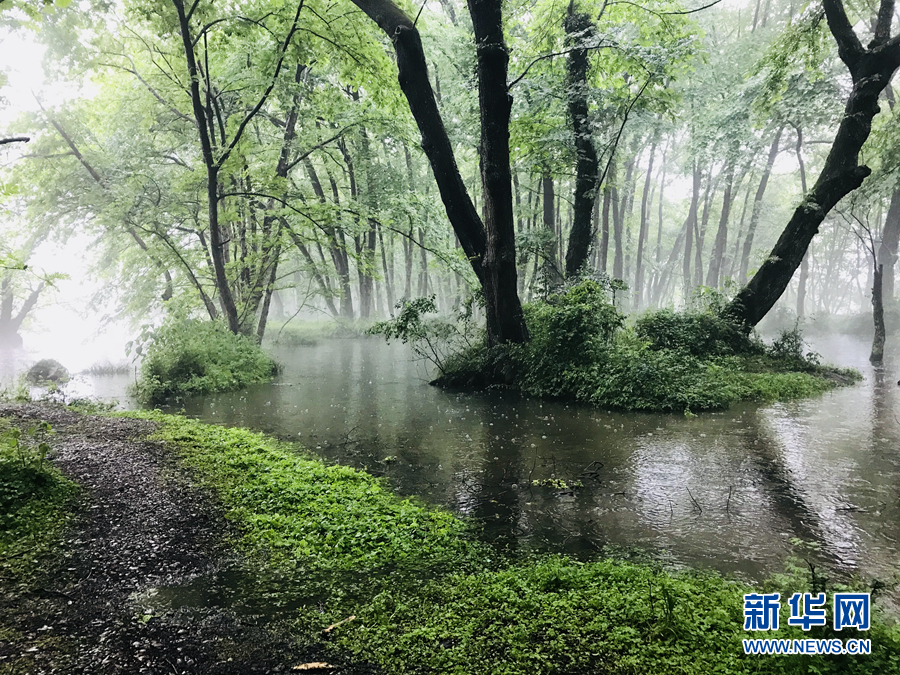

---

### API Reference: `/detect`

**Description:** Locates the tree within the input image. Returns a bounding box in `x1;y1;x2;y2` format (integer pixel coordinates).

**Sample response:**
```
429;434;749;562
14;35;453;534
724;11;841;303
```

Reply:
726;0;900;329
170;0;302;336
562;7;600;278
349;0;529;347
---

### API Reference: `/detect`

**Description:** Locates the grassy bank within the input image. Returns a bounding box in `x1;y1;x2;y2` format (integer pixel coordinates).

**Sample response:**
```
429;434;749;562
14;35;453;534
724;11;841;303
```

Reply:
138;412;898;674
0;418;79;588
265;319;376;346
389;281;863;412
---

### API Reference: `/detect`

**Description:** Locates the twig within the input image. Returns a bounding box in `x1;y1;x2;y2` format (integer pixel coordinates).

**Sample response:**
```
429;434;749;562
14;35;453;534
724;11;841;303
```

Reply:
725;485;733;514
323;614;356;634
687;488;702;514
41;587;74;600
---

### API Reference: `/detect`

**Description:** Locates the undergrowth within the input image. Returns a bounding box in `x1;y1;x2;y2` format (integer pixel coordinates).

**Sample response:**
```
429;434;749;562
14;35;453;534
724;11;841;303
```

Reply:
382;280;862;412
266;319;374;347
0;418;79;587
131;319;278;405
132;412;898;675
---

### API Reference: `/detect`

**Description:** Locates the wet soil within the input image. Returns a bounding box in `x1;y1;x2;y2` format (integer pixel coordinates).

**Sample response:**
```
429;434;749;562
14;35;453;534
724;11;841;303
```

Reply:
0;403;372;675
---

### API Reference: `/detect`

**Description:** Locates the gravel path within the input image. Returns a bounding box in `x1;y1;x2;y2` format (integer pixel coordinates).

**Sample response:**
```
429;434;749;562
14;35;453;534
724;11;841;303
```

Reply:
0;404;361;675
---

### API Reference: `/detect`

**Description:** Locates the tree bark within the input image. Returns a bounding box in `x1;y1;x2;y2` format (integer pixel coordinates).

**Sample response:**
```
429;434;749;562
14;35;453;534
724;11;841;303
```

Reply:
877;188;900;301
726;0;900;329
705;158;736;289
871;263;885;363
350;0;527;346
541;171;562;285
563;9;600;277
793;125;810;318
634;133;659;307
682;163;701;304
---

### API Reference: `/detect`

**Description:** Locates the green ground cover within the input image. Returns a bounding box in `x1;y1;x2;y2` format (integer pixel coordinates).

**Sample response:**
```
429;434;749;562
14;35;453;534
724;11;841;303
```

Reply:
0;419;79;588
140;412;899;675
384;280;863;412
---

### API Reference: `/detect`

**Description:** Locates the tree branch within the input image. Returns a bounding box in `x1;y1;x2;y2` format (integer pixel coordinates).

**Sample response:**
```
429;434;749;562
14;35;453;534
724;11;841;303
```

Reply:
823;0;865;72
216;0;305;170
282;123;364;174
874;0;895;45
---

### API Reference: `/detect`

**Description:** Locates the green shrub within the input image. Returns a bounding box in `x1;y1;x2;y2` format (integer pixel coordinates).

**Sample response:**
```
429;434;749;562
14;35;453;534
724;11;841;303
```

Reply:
132;319;278;405
510;280;624;397
635;308;761;357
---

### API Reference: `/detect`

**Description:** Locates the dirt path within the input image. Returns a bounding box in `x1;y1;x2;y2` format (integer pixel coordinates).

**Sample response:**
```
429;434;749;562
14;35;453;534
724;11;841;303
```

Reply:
0;404;360;675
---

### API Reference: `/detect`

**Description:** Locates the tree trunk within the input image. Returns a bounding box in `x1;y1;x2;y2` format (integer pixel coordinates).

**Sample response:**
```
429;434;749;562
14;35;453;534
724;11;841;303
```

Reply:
871;263;885;363
655;141;668;264
726;0;900;329
877;188;900;302
350;0;527;346
600;177;611;274
541;171;562;285
738;126;784;283
793;125;809;318
682;163;701;304
611;157;625;279
651;216;687;307
634;133;659;307
694;169;717;288
563;9;600;278
705;159;736;289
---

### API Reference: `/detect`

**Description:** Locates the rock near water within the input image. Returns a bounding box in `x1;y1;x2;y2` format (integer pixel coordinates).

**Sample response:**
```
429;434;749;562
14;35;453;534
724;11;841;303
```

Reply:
26;358;70;384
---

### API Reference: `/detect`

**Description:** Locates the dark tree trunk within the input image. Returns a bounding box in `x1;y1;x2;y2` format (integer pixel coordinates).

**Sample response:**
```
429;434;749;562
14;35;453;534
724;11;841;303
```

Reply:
350;0;527;346
0;280;44;344
563;9;600;277
877;188;900;302
727;180;753;281
726;0;900;329
325;170;355;318
172;0;300;334
694;170;716;288
655;142;668;264
797;255;809;317
793;125;810;318
611;157;624;279
418;228;429;296
600;177;611;274
682;163;701;304
634;133;659;307
256;247;280;342
379;224;395;312
871;263;885;363
403;147;416;300
542;171;562;284
651;217;687;307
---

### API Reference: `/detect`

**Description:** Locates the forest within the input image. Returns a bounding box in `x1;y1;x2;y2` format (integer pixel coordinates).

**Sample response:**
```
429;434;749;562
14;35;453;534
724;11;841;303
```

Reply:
2;0;900;672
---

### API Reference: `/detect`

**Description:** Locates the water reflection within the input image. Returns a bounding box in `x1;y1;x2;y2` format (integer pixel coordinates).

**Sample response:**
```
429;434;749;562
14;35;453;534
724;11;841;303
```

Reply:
148;336;897;589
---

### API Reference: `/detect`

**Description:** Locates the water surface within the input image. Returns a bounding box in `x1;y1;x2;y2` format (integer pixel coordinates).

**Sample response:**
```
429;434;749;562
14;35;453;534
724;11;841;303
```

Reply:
160;334;900;587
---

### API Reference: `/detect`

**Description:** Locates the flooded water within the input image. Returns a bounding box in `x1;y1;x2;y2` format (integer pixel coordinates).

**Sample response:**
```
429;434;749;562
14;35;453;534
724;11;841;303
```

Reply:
5;330;899;589
160;334;900;588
